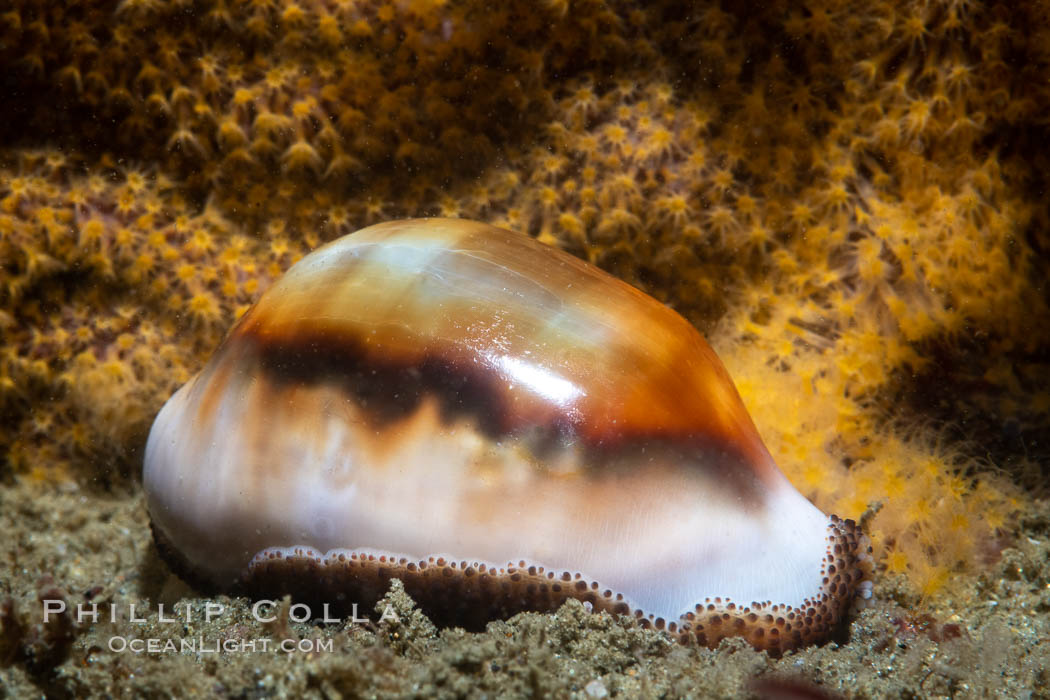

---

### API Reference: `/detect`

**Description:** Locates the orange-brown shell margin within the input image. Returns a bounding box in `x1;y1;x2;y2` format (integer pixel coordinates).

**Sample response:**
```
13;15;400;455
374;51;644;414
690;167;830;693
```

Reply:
225;219;781;483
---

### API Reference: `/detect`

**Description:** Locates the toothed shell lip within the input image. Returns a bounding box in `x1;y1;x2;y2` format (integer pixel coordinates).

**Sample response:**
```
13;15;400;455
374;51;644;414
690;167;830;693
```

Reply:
150;512;871;655
144;218;873;654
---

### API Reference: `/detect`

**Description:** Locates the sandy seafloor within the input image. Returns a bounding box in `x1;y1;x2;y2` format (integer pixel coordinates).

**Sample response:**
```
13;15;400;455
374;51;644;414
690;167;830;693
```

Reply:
0;478;1047;699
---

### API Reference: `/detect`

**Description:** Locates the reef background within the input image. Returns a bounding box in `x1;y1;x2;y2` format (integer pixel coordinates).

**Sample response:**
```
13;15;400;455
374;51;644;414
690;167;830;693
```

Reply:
1;0;1049;697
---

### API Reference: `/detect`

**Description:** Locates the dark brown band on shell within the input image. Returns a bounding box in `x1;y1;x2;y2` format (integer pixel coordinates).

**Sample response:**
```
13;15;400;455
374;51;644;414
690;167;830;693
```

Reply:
151;516;871;657
222;219;787;490
200;331;768;501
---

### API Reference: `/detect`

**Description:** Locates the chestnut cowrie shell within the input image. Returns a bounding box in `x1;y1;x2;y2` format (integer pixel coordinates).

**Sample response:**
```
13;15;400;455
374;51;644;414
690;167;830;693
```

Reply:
144;218;872;654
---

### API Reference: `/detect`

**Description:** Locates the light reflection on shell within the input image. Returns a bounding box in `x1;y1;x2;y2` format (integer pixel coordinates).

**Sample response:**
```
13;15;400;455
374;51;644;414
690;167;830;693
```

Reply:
144;218;872;654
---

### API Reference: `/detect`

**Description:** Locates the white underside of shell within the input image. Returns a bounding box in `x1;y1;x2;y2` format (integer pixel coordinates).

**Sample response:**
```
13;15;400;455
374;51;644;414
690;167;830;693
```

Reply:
145;356;835;622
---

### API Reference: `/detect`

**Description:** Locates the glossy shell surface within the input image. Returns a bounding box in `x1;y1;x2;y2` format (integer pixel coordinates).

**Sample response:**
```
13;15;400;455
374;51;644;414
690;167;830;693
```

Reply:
144;218;870;653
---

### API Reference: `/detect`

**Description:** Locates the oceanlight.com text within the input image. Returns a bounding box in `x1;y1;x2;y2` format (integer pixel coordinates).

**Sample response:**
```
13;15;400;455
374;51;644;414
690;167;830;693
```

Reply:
107;636;334;654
